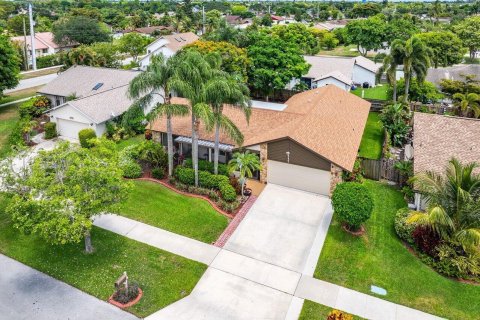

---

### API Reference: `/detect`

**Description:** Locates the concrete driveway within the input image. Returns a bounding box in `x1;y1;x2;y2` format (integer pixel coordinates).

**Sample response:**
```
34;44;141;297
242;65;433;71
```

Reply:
147;184;332;320
224;183;331;272
0;254;138;320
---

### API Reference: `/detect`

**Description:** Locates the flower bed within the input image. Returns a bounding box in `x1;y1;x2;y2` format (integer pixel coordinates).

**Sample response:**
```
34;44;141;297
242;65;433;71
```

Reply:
109;288;143;309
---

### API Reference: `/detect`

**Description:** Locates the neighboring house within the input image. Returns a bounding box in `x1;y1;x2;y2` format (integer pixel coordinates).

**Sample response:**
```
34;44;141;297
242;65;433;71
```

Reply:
425;64;480;87
40;66;156;139
150;85;370;196
299;55;379;91
412;112;480;209
115;26;172;38
314;20;348;31
139;32;199;70
225;15;253;29
11;32;76;63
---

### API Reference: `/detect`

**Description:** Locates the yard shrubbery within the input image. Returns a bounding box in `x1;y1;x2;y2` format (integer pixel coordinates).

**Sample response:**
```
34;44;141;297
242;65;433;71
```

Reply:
184;158;229;176
332;182;373;232
44;122;57;139
78;128;97;148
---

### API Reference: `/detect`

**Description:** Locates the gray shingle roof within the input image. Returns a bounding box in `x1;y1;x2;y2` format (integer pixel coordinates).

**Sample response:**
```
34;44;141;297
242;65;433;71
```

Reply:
38;66;139;99
303;55;379;82
426;64;480;86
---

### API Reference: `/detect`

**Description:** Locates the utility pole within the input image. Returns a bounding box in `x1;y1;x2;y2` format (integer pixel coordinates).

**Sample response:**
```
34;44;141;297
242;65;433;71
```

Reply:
28;3;37;70
22;17;28;70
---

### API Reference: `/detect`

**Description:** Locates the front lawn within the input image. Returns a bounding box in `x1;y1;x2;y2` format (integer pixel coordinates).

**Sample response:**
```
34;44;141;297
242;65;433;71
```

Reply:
358;112;384;160
0;104;20;158
300;300;364;320
0;86;43;105
352;86;389;101
314;180;480;319
115;134;145;151
117;180;229;243
0;193;206;318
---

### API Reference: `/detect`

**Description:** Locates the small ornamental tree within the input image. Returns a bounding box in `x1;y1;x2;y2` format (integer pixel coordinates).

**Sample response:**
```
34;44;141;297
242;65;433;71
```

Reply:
331;182;374;232
78;128;97;148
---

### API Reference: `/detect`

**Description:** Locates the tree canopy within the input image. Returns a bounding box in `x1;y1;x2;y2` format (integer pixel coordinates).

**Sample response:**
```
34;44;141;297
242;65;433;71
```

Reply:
53;15;110;45
345;15;386;56
417;31;466;68
454;16;480;59
0;33;20;96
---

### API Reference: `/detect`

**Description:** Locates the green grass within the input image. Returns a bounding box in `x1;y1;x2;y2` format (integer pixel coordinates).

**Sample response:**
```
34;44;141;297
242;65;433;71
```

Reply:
117;180;229;244
0;86;42;105
352;86;389;101
358;112;384;160
0;193;206;318
115;134;145;151
300;300;365;320
314;180;480;319
0;103;20;158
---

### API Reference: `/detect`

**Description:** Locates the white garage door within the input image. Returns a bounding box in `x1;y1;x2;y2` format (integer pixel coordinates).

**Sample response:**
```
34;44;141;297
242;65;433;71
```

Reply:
56;119;90;140
267;160;331;195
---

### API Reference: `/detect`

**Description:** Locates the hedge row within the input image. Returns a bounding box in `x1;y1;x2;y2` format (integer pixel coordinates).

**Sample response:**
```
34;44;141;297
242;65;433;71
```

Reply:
184;158;229;176
174;166;236;202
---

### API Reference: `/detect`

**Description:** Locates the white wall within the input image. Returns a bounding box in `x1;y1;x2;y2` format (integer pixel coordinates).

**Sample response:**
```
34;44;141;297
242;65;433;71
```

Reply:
314;77;351;91
352;64;376;87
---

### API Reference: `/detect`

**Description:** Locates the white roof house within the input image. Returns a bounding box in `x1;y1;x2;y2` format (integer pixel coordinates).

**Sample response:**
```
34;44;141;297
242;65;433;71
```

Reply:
300;55;380;91
41;66;160;140
139;32;199;70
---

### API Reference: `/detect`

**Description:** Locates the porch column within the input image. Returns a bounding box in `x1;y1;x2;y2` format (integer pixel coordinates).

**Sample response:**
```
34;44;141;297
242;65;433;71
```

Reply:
180;143;183;155
208;148;212;162
259;143;268;184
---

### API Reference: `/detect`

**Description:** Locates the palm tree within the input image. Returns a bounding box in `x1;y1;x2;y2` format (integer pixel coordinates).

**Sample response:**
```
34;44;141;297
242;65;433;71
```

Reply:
391;36;431;103
409;158;480;253
452;92;480;118
128;54;189;177
376;54;400;102
205;74;251;174
228;151;262;197
169;51;222;186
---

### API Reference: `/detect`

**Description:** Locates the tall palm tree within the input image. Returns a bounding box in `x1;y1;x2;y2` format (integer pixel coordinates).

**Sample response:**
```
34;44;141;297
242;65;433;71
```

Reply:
128;54;189;177
170;50;223;186
205;74;251;174
391;36;431;103
409;158;480;253
452;92;480;118
376;54;400;102
228;151;262;197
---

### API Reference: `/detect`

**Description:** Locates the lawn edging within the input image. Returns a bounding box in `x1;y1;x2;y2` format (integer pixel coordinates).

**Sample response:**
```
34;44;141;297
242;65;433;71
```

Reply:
135;177;234;219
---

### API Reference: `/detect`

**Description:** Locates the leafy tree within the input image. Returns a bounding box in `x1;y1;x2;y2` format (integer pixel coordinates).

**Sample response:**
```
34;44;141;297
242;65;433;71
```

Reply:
394;78;442;104
409;158;480;254
440;75;480;96
231;5;248;16
128;54;189;177
228;151;262;197
0;33;20;96
260;14;273;27
349;3;382;18
377;54;401;102
89;42;121;68
53;15;110;45
452;92;480;118
385;17;419;45
205;9;222;33
2;141;129;253
454;16;480;59
379;103;412;147
332;182;374;232
6;14;29;36
247;35;309;101
345;15;386;56
417;31;466;68
185;40;250;81
391;36;431;102
117;32;150;62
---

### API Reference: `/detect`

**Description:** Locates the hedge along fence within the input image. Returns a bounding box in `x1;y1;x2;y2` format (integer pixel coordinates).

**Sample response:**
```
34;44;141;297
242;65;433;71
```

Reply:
175;166;237;202
183;158;229;176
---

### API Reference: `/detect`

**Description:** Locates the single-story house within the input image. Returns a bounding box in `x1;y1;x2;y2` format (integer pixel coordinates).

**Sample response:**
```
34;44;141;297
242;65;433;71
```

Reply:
139;32;199;70
150;85;371;196
11;32;76;63
425;64;480;87
114;26;173;38
40;66;156;139
314;20;348;32
299;55;380;91
412;112;480;209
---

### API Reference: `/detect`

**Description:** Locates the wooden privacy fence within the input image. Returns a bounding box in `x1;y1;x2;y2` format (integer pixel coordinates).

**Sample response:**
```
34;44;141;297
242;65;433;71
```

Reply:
361;158;400;183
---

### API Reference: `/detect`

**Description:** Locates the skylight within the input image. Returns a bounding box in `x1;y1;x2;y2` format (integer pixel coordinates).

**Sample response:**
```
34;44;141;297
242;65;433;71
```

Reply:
92;83;104;90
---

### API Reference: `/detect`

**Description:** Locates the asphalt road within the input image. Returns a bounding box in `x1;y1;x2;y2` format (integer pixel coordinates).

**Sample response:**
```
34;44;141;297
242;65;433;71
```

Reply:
5;73;58;94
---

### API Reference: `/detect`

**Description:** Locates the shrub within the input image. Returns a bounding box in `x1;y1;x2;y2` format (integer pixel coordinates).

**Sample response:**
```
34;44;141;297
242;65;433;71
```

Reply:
18;99;36;119
218;199;240;213
33;95;51;110
145;129;152;140
412;225;441;257
327;309;353;320
152;167;164;180
394;207;417;245
331;182;374;231
229;176;242;194
219;181;237;202
120;159;142;178
184;158;229;176
120;145;142;161
36;54;61;69
175;167;195;185
198;170;214;189
44;122;57;139
112;282;140;304
342;158;363;183
78;128;97;148
208;190;220;202
435;243;480;279
211;174;229;188
138;140;167;169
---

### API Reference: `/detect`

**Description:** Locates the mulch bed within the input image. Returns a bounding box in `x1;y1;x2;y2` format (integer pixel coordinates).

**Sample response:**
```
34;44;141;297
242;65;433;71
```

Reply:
342;224;366;236
108;288;143;309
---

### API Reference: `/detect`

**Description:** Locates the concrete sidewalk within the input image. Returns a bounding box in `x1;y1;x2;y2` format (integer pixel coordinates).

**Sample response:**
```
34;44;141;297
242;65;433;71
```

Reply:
0;254;138;320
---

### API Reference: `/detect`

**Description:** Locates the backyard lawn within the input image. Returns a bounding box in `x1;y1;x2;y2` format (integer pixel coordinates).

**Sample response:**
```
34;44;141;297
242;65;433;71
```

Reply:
117;180;229;243
0;193;206;318
352;86;389;101
314;180;480;319
0;103;20;158
115;134;145;151
300;300;364;320
358;112;383;160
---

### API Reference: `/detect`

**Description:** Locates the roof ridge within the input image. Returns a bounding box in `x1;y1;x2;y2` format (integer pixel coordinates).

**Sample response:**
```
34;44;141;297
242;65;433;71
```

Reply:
70;65;139;74
71;84;130;102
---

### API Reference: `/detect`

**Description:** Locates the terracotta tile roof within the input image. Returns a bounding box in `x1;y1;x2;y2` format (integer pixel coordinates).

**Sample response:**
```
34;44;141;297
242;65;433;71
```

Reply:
150;85;370;171
413;113;480;175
